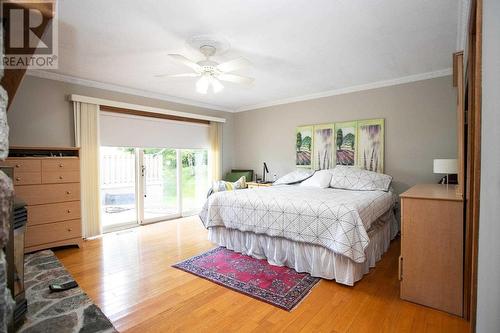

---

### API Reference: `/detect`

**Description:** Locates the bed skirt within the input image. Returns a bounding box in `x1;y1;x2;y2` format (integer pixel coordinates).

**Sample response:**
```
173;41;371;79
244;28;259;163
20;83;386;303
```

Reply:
207;209;399;286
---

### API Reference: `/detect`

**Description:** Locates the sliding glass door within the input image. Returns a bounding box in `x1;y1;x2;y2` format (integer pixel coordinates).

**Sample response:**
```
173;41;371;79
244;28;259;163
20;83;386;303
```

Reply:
181;149;209;215
140;148;179;223
100;147;139;230
100;146;208;232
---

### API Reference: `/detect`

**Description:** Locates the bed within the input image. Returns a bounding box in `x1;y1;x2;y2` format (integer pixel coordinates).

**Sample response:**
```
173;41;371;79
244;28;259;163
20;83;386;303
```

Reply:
199;169;398;286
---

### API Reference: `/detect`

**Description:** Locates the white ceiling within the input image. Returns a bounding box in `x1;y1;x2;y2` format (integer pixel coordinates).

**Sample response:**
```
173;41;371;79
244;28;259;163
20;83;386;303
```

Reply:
47;0;459;112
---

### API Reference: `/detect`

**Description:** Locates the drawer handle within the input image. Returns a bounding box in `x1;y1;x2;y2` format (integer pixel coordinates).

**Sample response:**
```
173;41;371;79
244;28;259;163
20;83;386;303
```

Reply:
66;191;71;195
67;228;72;232
59;176;64;180
15;164;20;168
67;209;71;213
15;177;20;181
59;163;64;168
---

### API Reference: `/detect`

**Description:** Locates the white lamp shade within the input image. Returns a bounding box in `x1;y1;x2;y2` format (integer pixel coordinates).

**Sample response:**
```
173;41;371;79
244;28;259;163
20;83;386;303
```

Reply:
196;76;210;94
433;159;458;174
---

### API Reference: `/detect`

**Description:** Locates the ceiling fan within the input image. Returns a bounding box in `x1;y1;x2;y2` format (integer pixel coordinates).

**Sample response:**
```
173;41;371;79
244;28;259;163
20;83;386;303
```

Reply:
156;45;254;94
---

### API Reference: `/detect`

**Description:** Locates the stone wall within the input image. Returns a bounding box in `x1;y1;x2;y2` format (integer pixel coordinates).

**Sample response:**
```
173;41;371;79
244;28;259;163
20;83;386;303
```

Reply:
0;22;15;332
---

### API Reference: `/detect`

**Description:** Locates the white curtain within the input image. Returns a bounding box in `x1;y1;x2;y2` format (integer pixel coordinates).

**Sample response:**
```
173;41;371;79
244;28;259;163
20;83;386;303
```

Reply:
73;102;101;238
209;121;222;181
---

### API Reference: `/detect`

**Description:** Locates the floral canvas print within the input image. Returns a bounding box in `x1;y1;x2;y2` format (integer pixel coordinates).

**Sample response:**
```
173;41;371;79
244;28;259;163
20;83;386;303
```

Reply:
296;126;313;168
313;124;334;170
335;121;357;166
357;119;384;172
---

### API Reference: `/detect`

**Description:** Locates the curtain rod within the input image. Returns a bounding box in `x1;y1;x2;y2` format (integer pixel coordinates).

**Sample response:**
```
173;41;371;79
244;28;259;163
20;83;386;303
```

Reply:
68;94;226;123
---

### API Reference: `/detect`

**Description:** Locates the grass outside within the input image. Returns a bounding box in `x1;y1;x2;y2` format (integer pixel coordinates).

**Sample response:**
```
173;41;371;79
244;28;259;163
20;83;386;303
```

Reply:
162;165;208;211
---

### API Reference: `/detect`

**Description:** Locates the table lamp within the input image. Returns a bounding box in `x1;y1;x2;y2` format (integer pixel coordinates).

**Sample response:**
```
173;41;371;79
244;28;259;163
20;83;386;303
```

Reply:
262;162;269;183
433;159;458;188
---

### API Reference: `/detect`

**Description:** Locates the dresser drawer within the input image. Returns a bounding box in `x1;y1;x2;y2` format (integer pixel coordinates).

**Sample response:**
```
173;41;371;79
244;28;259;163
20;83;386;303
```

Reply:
26;219;81;248
15;183;80;205
13;172;41;185
42;170;80;184
2;159;41;172
42;159;80;172
28;201;81;226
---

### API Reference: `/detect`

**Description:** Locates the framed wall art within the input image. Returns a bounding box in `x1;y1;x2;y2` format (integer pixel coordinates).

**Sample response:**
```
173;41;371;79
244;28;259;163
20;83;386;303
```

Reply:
296;126;313;168
334;121;357;167
357;118;385;172
312;123;334;170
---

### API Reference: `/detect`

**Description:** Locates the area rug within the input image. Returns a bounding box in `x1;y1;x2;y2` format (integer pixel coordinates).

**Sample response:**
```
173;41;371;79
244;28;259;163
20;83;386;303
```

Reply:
172;247;320;311
18;250;116;333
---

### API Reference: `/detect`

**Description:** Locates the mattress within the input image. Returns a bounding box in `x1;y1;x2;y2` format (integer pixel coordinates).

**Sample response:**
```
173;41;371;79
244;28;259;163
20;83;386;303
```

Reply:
208;208;399;286
200;185;395;263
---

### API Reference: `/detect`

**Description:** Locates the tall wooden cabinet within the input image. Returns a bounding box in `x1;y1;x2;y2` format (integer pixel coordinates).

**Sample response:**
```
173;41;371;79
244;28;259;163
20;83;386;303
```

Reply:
1;147;82;253
399;184;464;316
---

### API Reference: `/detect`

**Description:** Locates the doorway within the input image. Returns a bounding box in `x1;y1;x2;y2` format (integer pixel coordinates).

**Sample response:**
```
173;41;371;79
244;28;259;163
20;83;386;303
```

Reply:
100;146;208;232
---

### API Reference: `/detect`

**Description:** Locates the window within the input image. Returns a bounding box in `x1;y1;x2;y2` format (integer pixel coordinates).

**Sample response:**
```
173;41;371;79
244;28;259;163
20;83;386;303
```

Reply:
181;149;209;214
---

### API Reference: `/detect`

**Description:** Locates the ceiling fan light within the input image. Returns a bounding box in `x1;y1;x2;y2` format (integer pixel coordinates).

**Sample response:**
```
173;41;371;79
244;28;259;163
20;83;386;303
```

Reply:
211;78;224;93
196;75;209;94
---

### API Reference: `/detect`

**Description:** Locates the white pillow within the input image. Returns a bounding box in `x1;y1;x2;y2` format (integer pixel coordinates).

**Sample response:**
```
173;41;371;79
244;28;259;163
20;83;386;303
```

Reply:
330;166;392;191
273;169;314;185
299;170;332;188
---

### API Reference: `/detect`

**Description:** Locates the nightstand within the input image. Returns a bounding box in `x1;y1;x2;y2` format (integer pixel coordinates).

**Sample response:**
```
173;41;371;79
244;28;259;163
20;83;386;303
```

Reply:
399;184;464;316
247;182;273;189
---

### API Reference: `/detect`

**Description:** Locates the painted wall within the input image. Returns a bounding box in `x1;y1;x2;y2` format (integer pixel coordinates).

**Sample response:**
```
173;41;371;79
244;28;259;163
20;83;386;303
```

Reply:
233;76;457;195
10;75;458;198
7;75;234;173
476;0;500;331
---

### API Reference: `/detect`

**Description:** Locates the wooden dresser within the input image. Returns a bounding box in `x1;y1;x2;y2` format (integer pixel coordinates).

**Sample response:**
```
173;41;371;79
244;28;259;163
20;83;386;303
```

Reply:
399;184;463;316
1;147;82;253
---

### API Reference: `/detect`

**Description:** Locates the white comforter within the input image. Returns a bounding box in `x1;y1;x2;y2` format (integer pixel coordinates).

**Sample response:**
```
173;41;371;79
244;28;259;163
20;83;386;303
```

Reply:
199;185;394;263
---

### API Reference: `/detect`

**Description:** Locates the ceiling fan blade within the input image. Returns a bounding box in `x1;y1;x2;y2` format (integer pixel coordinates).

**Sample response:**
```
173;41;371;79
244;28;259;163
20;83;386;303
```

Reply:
218;73;254;85
154;73;200;78
216;57;250;73
168;54;202;72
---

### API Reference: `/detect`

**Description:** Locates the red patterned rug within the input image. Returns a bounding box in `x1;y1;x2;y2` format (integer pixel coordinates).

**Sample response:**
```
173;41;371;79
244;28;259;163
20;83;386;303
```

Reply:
172;247;320;311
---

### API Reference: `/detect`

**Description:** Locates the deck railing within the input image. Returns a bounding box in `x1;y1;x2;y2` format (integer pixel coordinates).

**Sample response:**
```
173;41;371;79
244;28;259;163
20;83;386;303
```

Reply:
100;152;162;187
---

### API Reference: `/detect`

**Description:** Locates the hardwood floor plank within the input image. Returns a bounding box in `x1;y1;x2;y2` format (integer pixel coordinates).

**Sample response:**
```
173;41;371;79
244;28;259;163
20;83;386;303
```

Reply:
54;216;469;332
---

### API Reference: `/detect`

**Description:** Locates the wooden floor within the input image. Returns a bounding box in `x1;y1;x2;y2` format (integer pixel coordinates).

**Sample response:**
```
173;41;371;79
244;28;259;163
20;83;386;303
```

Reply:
55;216;469;333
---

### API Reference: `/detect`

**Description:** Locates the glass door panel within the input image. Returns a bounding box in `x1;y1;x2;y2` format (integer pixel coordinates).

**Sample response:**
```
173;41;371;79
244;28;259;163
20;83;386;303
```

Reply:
100;146;209;233
142;148;179;222
181;149;209;214
100;147;138;230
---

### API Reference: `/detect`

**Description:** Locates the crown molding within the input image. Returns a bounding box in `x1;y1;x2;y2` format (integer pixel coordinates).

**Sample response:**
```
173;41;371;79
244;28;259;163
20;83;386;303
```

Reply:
26;70;234;113
235;68;452;112
28;68;453;114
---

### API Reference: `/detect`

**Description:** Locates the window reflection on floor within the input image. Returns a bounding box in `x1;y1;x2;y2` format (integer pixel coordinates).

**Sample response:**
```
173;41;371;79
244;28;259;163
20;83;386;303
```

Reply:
101;228;141;315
